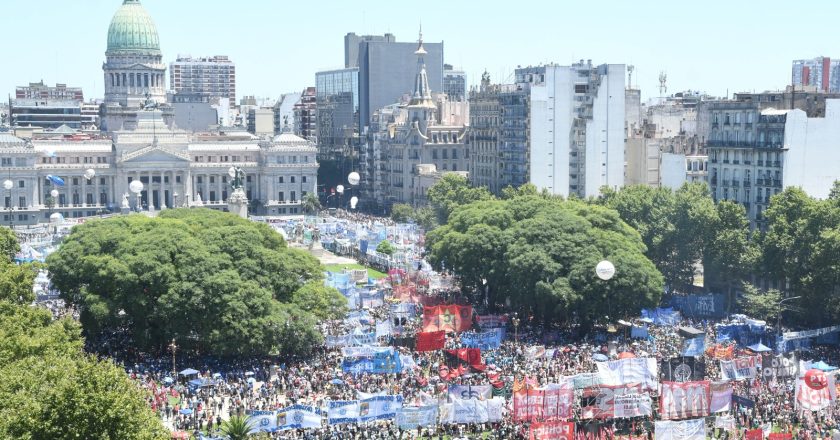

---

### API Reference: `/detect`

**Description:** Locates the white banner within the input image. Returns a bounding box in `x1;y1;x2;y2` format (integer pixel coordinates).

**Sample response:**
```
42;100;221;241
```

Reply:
441;398;504;424
327;401;360;425
448;385;492;401
659;381;710;420
613;393;653;418
655;419;706;440
376;320;392;337
796;377;836;411
714;415;736;431
359;395;403;422
710;382;732;413
596;357;658;389
248;411;277;433
720;356;758;381
276;405;322;430
396;405;438;429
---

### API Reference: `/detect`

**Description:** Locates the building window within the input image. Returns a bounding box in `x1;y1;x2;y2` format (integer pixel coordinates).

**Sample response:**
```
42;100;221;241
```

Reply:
291;191;296;202
279;176;284;183
302;176;307;183
17;180;24;188
290;176;295;183
278;191;284;202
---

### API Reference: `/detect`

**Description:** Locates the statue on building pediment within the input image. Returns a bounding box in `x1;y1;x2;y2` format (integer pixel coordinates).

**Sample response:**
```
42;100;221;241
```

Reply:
229;166;245;190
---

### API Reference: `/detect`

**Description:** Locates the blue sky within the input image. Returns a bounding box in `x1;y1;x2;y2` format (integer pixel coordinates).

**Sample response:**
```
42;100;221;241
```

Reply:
3;0;839;102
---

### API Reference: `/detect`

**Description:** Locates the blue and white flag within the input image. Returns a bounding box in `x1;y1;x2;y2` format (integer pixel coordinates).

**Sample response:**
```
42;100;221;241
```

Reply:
390;303;416;317
275;404;322;430
396;405;438;429
448;385;492;400
359;395;403;422
400;354;417;372
461;328;505;350
248;410;277;433
441;397;504;424
682;336;705;357
341;347;402;374
376;320;392;337
328;401;360;425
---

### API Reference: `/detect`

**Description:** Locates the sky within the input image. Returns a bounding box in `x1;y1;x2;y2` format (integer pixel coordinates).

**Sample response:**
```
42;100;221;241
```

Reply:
3;0;839;103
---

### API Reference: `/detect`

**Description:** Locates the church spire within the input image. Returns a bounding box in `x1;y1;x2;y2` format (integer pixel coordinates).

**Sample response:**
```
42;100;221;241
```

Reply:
410;26;433;106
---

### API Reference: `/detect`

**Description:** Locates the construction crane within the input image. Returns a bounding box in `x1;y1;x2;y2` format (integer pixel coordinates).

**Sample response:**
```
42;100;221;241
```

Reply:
659;71;668;97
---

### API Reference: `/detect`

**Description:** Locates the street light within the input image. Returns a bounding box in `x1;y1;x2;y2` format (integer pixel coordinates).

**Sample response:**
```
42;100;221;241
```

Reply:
512;313;520;343
173;192;179;208
3;179;13;228
168;338;178;378
777;296;802;337
129;180;144;212
49;189;59;215
336;185;345;210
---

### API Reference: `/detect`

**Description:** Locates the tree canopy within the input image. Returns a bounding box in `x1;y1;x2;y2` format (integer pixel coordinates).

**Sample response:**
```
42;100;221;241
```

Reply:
47;208;346;357
426;174;493;225
426;193;663;324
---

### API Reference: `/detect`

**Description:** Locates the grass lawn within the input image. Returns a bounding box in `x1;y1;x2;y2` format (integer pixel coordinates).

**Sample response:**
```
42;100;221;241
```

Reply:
324;263;387;280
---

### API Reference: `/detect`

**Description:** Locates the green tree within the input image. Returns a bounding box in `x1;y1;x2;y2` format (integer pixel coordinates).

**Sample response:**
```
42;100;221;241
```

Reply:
290;281;348;320
0;226;19;262
222;415;255;440
301;192;321;215
413;206;439;231
376;240;396;256
738;283;783;322
47;209;343;357
0;261;37;304
390;203;414;223
704;201;757;311
426;174;492;225
427;193;663;322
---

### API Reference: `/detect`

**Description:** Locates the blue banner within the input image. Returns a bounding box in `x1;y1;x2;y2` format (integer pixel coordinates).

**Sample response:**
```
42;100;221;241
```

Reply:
631;326;649;339
328;396;404;424
461;328;505;350
669;294;726;318
716;324;773;348
641;308;681;326
275;404;322;430
681;336;705;357
341;347;402;374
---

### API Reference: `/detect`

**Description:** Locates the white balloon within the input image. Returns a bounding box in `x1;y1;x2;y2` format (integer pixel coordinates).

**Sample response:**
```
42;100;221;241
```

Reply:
350;196;359;209
596;260;616;280
348;172;360;186
336;185;345;194
84;168;96;180
129;180;144;194
2;180;12;191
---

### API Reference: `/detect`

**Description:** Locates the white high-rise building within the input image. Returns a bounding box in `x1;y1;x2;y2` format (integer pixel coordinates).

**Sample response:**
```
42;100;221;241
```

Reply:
518;61;625;198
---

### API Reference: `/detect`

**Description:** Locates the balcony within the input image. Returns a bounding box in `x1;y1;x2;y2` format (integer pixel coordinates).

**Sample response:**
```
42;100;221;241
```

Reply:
773;180;782;188
755;196;763;203
732;181;739;188
710;158;718;164
722;180;731;187
756;179;765;186
743;180;751;188
723;159;730;164
757;160;764;166
733;160;740;165
744;160;751;165
710;176;718;185
773;161;781;167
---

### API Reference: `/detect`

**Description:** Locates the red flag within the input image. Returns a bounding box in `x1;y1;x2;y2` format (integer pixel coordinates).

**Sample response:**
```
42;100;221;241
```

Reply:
529;421;575;440
768;435;792;440
745;429;762;440
445;348;484;371
416;331;446;352
422;305;473;333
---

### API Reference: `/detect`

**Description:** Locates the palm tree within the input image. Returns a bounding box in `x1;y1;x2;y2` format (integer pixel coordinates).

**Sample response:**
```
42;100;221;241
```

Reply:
221;415;253;440
301;192;321;215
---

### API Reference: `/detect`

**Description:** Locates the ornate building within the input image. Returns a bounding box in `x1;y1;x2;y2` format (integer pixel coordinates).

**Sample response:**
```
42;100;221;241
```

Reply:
102;0;172;132
0;0;318;226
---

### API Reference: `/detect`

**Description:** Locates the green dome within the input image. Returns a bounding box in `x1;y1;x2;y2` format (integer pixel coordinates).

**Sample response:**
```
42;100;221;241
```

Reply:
106;0;160;54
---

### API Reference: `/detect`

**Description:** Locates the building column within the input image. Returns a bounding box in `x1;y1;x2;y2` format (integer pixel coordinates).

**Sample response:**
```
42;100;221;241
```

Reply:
94;175;100;207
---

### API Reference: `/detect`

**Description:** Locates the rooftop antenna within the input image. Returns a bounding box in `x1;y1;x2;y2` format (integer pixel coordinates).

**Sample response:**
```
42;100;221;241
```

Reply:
627;65;635;89
658;71;668;98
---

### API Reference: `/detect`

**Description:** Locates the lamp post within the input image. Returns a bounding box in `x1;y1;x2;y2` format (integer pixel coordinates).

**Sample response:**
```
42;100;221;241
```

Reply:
3;179;13;228
512;313;520;343
49;189;59;216
173;192;179;208
336;185;345;211
129;180;144;212
777;296;802;337
596;260;616;327
84;169;95;208
168;338;178;378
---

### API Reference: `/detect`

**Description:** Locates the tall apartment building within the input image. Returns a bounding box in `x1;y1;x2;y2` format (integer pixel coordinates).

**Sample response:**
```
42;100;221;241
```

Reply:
792;57;840;93
344;33;396;68
518;61;625;198
315;68;359;157
16;81;83;101
169;55;236;107
293;87;317;142
704;92;840;228
444;64;467;101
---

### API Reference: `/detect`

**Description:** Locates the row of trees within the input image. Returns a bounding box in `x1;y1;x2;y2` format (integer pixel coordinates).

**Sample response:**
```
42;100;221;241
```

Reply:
424;177;664;325
47;209;347;357
0;227;168;439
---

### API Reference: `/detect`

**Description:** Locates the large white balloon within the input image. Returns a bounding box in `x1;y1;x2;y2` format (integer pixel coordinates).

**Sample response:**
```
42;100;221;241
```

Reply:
350;196;359;209
348;172;360;186
336;185;345;194
129;180;144;194
84;169;96;180
596;260;616;280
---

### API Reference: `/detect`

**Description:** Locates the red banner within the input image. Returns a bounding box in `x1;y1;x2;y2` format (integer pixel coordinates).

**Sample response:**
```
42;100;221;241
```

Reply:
705;344;735;360
659;381;710;420
580;384;646;420
745;429;763;440
415;331;445;352
513;382;574;422
768;434;792;440
445;348;484;371
422;305;472;333
529;421;575;440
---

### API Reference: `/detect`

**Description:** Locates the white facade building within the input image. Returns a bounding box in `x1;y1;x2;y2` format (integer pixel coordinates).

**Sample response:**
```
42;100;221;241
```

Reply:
782;100;840;199
522;62;625;198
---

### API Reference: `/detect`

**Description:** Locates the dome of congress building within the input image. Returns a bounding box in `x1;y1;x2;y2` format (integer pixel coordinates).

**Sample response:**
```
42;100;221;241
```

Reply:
106;0;160;54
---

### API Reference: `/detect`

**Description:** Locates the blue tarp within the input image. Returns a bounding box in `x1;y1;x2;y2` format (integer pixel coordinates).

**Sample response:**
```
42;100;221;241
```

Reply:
641;308;681;326
812;361;837;371
747;342;773;352
179;368;199;376
669;294;726;318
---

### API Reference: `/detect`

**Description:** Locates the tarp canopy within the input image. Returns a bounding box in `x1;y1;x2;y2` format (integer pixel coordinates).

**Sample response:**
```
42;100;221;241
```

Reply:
679;326;705;338
747;342;773;352
178;368;199;376
813;361;837;371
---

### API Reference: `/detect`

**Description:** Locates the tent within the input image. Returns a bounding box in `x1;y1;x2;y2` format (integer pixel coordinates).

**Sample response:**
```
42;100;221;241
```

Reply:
179;408;193;415
812;361;837;371
178;368;199;376
592;353;608;362
747;342;773;353
678;326;705;338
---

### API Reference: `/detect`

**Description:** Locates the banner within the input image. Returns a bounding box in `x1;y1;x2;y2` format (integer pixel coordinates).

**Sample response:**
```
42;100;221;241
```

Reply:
630;326;649;339
596;357;658;390
768;434;793;440
580;384;644;420
661;357;705;382
359;395;403;422
641;307;681;326
795;377;836;411
761;353;798;379
416;331;446;352
720;356;759;381
327;401;360;425
571;373;604;390
461;328;505;350
710;381;732;413
422;305;472;333
613;393;653;419
448;385;492;401
654;419;706;440
670;294;725;318
714;415;736;431
341;347;402;374
275;404;322;430
445;348;484;371
395;405;437;429
375;320;392;337
659;381;710;420
529;421;575;440
745;429;763;440
476;314;508;328
449;397;504;424
731;394;755;408
248;411;277;433
705;344;735;360
682;336;705;357
543;382;575;420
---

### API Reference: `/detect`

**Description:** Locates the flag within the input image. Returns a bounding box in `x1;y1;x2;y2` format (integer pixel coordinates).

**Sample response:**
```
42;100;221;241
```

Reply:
681;336;705;356
416;331;446;352
395;405;438;429
655;419;706;440
661;357;705;382
275;404;322;430
445;348;485;371
529;421;575;440
745;429;763;440
448;385;493;400
422;305;472;333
